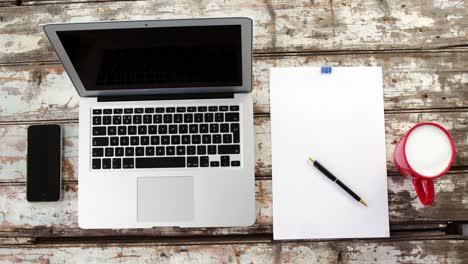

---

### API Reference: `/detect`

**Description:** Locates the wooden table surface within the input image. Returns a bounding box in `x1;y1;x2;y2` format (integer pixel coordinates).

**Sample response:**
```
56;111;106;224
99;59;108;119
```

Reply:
0;0;467;263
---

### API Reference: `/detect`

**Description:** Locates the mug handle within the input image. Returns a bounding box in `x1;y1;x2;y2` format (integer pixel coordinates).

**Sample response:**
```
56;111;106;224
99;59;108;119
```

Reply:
412;179;435;205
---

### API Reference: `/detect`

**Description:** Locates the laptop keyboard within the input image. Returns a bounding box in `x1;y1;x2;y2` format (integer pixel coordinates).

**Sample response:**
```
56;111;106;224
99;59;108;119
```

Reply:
90;105;241;169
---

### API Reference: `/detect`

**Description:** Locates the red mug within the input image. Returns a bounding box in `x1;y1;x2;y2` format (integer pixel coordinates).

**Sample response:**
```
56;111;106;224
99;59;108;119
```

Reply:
393;122;456;205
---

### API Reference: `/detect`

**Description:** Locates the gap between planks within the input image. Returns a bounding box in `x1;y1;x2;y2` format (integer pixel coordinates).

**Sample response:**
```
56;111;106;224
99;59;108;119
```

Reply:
1;47;467;67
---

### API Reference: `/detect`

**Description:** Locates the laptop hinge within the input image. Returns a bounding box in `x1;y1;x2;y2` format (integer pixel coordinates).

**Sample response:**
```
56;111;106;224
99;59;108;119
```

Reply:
97;92;235;102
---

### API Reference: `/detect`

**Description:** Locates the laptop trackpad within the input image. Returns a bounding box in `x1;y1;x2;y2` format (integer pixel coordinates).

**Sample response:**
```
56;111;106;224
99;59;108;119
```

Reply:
137;177;194;222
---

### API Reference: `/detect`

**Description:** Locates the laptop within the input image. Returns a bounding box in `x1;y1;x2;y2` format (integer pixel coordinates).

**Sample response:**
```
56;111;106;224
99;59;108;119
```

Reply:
44;18;255;228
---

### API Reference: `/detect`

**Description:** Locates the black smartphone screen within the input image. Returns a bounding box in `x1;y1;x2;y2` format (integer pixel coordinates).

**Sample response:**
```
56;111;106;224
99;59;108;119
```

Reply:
27;124;62;202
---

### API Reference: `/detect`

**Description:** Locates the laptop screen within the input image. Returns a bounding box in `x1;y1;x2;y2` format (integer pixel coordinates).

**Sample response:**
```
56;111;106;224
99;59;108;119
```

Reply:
56;25;242;91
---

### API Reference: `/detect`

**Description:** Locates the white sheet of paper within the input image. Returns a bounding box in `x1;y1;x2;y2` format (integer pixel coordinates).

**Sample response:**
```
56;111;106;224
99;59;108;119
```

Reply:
270;67;389;240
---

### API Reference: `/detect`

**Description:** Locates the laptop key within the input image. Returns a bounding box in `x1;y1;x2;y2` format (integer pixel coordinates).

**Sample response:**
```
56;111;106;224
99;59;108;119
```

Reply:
223;134;232;143
105;148;114;157
151;136;160;145
113;109;123;114
231;161;241;167
210;124;219;133
215;113;224;122
166;107;175;113
164;114;172;123
155;107;164;113
166;146;175;155
136;157;185;168
209;106;218;112
225;113;239;122
122;158;134;169
93;137;108;146
230;105;239;111
219;106;228;111
143;115;152;124
204;113;214;122
192;135;201;144
135;108;144;113
148;125;157;134
187;146;196;155
213;134;222;144
197;145;206;155
200;156;209;167
138;125;147;135
200;124;209;133
120;137;129;146
103;109;112;114
123;115;132;124
202;135;211;144
177;107;186;112
93;109;102;115
194;113;203;123
177;146;185;155
182;135;191;144
171;135;180;145
112;116;121;125
233;131;240;143
220;123;229;133
124;108;133;114
92;148;103;157
92;159;101;169
218;145;240;154
174;114;183;123
130;136;139;145
189;124;198;133
208;145;216;154
128;126;137;135
179;124;188;134
161;136;170;145
210;161;220;167
187;107;196;112
156;147;165;156
169;125;178;134
118;126;127;135
184;114;193;123
146;147;155;156
145;108;154;113
153;114;162;123
113;158;122;169
125;147;134;156
93;127;106;136
93;116;101;125
158;125;167;134
141;136;149;145
108;126;116;135
133;115;142;124
187;156;198;167
198;106;207;112
102;158;111;169
115;147;124;156
136;147;145;156
110;137;119;146
221;156;230;167
103;116;111;125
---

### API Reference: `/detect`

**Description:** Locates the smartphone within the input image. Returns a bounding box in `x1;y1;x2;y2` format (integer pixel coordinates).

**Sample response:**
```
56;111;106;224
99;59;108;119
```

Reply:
27;124;62;202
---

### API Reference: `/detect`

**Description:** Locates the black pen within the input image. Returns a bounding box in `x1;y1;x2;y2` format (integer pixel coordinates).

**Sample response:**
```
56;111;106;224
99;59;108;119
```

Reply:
308;157;368;207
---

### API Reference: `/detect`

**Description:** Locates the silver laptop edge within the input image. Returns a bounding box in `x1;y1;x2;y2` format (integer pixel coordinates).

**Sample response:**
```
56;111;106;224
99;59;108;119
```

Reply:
45;18;256;228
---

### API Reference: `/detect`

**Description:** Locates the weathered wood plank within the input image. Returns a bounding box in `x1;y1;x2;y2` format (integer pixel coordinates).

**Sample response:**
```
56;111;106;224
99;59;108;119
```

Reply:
0;173;467;237
1;0;467;64
1;51;467;122
0;239;466;263
0;112;467;183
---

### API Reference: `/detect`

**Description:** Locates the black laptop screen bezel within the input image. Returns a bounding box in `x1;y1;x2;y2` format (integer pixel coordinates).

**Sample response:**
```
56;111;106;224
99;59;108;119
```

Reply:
44;18;252;97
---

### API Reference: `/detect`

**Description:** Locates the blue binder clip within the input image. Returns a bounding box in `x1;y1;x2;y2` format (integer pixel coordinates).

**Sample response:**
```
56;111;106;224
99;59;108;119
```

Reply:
321;66;332;74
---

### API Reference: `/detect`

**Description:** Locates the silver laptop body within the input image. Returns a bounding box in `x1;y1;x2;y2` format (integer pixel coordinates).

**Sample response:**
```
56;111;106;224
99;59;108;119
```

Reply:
44;18;255;228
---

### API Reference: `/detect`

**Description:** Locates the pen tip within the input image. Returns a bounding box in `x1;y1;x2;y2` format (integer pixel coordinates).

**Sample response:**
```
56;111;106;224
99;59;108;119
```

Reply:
308;157;315;163
359;199;368;207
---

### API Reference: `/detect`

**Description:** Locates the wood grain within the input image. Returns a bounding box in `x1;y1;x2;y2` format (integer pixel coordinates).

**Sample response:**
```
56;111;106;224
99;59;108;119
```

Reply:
0;239;466;263
1;0;467;64
1;112;467;183
0;172;467;238
1;51;467;122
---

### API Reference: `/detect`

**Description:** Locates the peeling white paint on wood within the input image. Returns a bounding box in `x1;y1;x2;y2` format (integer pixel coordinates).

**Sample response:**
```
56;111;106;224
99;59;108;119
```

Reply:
1;52;467;121
1;0;467;63
0;240;465;263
